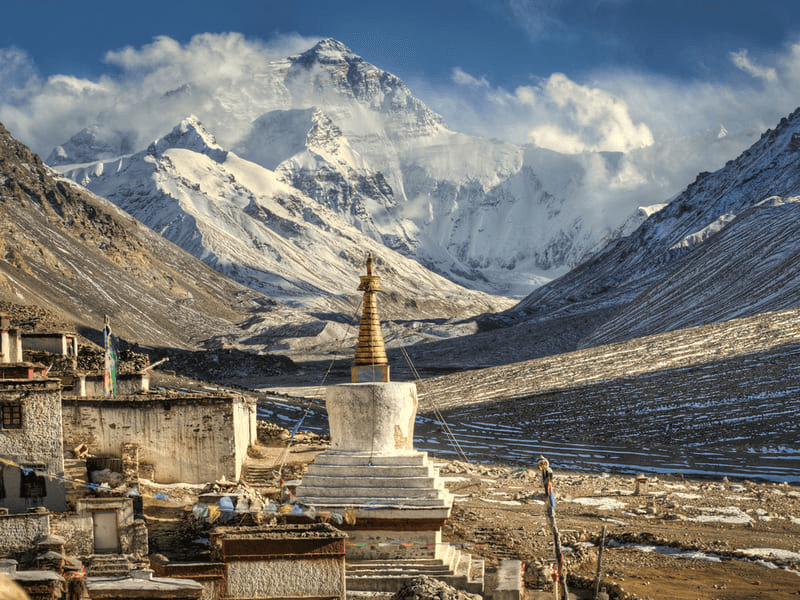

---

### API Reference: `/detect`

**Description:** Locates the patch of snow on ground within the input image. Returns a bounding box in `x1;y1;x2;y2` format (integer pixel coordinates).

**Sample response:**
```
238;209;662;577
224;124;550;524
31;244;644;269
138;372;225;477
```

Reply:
479;498;522;506
689;505;752;524
737;548;800;561
570;497;627;510
627;544;722;562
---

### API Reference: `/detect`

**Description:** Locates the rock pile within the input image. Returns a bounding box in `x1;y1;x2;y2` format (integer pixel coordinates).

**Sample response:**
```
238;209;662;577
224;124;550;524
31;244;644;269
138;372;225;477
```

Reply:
392;575;481;600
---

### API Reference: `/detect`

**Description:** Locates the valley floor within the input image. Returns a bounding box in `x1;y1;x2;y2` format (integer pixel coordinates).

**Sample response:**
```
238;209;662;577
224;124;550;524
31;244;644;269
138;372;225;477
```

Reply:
143;433;800;600
439;461;800;600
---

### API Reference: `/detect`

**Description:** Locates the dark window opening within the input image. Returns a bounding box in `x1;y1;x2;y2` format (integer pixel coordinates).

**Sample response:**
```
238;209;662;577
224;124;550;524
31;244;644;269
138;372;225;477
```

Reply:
1;404;22;429
20;470;47;498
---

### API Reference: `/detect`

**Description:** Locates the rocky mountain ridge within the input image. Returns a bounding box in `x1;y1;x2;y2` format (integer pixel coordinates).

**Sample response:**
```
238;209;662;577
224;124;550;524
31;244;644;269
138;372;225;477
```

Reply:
49;39;651;299
61;115;511;325
506;106;800;349
0;120;315;351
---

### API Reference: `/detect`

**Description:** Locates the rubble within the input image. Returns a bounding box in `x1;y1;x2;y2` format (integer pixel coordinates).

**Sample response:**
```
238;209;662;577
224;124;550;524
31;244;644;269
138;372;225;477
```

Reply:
392;575;481;600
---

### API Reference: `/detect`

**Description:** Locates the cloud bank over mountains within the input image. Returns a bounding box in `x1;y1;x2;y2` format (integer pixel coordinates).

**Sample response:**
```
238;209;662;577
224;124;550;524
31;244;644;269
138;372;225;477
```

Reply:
424;38;800;205
2;32;800;226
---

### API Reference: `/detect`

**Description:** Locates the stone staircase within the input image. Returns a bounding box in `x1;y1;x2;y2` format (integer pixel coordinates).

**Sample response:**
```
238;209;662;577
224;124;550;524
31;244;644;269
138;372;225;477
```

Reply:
86;554;133;577
63;459;90;505
346;544;484;594
294;449;482;593
241;462;275;488
295;452;451;509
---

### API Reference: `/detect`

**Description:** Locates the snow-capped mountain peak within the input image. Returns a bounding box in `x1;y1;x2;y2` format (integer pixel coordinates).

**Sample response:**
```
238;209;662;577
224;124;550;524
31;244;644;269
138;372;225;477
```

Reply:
46;124;136;166
58;116;510;322
147;115;226;162
48;39;695;300
293;38;358;66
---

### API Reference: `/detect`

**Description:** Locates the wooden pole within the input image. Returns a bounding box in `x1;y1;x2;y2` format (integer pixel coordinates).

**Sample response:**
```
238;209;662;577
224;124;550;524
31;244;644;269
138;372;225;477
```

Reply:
538;456;569;600
594;525;607;597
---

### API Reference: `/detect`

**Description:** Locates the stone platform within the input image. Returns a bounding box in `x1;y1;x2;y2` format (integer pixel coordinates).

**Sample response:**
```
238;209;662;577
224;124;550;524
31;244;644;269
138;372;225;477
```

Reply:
296;451;452;512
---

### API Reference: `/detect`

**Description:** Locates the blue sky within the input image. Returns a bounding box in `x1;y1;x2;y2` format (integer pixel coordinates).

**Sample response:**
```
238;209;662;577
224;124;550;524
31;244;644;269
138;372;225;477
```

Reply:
4;0;800;89
3;0;800;206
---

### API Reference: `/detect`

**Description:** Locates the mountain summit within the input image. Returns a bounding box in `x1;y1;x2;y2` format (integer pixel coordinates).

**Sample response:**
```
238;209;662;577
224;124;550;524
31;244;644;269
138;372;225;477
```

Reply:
147;115;227;162
50;39;642;299
61;115;511;322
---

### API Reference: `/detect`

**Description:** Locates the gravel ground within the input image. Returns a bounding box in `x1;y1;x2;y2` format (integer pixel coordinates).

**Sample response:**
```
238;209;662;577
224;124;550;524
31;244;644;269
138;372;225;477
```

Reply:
437;460;800;600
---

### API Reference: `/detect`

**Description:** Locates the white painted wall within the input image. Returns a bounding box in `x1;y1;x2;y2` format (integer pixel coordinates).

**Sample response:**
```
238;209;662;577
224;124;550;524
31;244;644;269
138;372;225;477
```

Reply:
61;395;256;484
327;382;417;454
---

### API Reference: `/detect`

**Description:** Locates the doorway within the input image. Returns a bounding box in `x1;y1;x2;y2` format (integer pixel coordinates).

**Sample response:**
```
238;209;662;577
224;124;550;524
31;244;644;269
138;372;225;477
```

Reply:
92;511;120;553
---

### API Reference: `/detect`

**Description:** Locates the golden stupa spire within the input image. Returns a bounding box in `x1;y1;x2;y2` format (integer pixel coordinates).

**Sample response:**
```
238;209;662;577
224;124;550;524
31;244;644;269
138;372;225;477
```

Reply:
351;254;390;382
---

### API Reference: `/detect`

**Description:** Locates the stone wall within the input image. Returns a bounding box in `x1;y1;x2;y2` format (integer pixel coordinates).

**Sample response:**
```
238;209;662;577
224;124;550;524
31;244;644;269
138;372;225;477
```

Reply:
0;380;65;513
212;524;346;600
0;512;50;556
344;528;440;561
50;497;147;557
232;398;256;482
0;330;23;363
49;512;93;556
21;334;68;356
78;373;149;397
61;394;256;484
226;559;345;599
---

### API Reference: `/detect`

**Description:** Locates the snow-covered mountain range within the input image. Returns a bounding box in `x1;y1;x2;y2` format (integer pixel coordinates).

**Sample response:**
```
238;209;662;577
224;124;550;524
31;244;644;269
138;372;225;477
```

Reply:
50;39;645;300
0;121;311;351
506;106;800;349
61;116;510;321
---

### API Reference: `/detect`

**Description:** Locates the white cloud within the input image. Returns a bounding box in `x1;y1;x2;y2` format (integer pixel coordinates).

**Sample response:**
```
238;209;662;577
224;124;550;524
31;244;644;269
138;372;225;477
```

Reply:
523;73;655;153
731;49;778;83
502;0;567;43
0;32;322;156
0;47;40;103
452;67;490;88
2;33;800;240
424;41;800;204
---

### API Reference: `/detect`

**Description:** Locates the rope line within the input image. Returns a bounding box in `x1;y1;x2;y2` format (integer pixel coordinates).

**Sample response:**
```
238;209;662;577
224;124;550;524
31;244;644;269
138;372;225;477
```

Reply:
272;296;364;481
388;322;471;465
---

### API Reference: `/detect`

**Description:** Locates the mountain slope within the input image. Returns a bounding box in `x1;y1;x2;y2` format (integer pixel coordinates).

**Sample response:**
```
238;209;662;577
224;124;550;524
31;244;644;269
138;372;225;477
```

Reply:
63;116;512;320
0;121;313;349
49;39;649;298
507;107;800;348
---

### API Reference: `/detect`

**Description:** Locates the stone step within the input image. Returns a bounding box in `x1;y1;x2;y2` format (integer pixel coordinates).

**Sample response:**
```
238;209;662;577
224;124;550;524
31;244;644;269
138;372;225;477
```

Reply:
293;495;451;509
345;553;483;594
245;466;274;474
493;559;524;600
301;474;440;489
347;564;452;576
87;555;133;577
312;452;432;467
306;464;438;478
295;485;449;499
347;558;449;567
